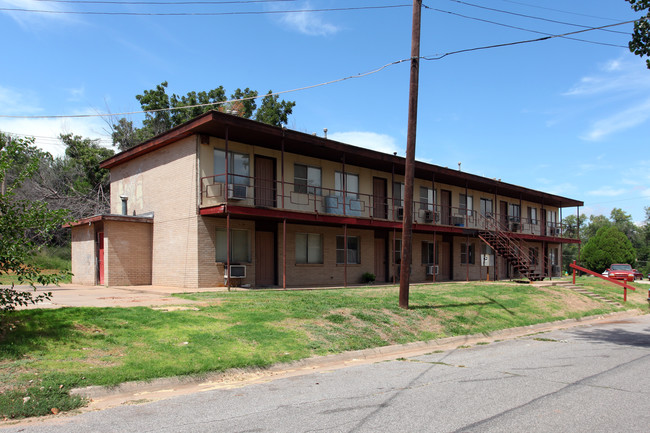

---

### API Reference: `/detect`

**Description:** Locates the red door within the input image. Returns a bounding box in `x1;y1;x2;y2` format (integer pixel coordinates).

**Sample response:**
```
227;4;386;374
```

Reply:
441;190;451;225
255;156;276;207
373;177;387;219
255;231;275;286
374;238;386;282
97;232;105;285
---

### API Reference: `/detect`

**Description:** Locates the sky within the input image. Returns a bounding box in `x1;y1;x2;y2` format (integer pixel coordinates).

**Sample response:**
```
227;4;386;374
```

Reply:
1;0;649;224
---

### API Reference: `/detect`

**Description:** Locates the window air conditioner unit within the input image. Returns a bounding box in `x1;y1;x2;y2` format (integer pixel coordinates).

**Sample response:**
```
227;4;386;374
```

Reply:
426;265;439;275
396;207;404;220
424;210;434;223
228;184;247;200
226;264;246;278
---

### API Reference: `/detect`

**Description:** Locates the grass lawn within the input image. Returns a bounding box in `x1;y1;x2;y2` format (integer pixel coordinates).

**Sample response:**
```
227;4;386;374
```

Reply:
0;279;646;419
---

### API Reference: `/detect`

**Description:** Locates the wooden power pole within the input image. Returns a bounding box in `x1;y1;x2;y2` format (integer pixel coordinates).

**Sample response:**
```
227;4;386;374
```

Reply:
399;0;422;309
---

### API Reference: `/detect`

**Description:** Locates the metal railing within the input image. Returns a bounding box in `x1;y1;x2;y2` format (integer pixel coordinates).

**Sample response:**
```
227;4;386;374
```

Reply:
200;174;567;237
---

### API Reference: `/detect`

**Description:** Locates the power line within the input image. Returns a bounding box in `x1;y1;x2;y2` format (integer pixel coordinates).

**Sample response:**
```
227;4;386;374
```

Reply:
423;4;629;48
422;19;634;60
0;19;634;121
31;0;295;4
498;0;621;22
446;0;630;35
0;4;410;16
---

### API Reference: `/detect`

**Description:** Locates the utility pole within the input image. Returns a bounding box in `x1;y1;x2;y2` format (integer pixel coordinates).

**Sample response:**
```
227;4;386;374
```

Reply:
399;0;422;309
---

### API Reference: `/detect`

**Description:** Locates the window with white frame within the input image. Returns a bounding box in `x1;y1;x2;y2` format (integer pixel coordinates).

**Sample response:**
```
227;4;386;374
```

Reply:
335;172;359;198
421;241;438;265
509;204;521;222
294;164;321;195
393;238;402;264
459;194;473;216
336;235;361;264
528;207;538;225
419;187;435;211
529;247;539;265
215;228;251;263
214;149;250;186
295;233;323;264
460;242;475;265
547;210;557;226
393;182;404;208
480;198;493;217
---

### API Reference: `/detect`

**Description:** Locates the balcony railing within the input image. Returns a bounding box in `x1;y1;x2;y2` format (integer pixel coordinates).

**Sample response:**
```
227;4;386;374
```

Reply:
200;174;567;237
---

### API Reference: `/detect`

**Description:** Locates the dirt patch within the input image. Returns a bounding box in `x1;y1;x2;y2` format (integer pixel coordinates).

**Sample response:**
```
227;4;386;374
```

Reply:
534;286;604;311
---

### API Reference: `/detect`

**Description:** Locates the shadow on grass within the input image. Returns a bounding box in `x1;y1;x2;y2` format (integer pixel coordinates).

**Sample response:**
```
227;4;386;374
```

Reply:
409;301;495;310
0;309;77;359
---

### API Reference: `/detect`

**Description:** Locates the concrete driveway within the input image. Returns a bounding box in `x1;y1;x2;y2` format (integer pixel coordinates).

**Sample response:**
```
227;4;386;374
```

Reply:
12;284;227;309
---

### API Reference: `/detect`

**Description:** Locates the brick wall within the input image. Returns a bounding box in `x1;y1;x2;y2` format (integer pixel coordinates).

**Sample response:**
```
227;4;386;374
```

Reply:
104;220;153;286
71;224;96;285
110;136;200;287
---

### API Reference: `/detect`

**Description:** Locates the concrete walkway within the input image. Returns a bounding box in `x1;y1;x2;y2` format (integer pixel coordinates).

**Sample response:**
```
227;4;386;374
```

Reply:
13;284;230;309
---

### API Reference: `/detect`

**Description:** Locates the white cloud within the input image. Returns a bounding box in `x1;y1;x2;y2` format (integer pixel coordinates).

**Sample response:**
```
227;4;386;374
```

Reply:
563;56;650;97
278;2;339;36
586;186;627;197
581;98;650;141
0;112;113;157
328;131;402;155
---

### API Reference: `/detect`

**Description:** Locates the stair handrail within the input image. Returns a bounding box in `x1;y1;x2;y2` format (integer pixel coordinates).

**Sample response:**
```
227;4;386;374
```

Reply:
477;213;537;275
569;260;635;302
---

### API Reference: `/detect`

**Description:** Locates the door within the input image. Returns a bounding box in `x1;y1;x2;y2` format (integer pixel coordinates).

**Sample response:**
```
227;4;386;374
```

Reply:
540;208;547;236
441;190;451;225
439;241;450;281
255;231;275;286
373;177;387;219
255;156;276;207
97;232;105;285
374;238;386;282
500;201;508;230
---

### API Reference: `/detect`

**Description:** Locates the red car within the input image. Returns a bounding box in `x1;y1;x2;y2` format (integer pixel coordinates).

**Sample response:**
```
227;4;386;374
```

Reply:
606;264;637;281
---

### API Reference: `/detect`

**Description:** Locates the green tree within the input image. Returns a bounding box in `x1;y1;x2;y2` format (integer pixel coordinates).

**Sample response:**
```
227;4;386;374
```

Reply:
626;0;650;68
561;213;587;271
582;214;611;241
254;90;296;126
580;226;636;273
0;134;70;320
111;83;296;151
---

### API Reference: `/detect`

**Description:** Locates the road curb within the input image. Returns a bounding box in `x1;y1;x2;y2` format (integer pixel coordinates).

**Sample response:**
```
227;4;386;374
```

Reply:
71;309;646;400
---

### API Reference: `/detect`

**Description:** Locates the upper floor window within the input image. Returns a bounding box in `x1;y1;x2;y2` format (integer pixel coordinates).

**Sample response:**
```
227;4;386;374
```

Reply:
509;204;521;222
335;172;359;198
393;182;404;208
419;187;435;211
547;210;557;225
214;149;250;186
480;198;493;217
528;207;538;225
294;164;321;195
295;233;323;264
459;194;473;216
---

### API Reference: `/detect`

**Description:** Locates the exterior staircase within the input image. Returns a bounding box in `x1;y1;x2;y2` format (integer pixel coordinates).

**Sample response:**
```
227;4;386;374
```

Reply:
531;280;623;307
477;214;545;282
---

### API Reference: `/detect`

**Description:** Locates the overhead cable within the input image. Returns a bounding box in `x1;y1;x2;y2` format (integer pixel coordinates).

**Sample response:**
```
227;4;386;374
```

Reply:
0;19;634;120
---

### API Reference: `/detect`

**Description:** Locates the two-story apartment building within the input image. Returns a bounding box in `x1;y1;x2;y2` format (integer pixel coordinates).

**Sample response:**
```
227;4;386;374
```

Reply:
69;110;582;288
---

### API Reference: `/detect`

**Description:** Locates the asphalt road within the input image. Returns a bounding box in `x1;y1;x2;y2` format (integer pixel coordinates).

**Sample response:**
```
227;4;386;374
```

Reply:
4;315;650;433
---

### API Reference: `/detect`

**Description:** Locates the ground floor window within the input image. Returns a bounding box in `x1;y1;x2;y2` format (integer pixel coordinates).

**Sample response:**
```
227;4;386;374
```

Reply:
295;233;323;264
215;228;251;263
529;247;539;265
393;238;402;264
336;235;361;264
461;242;475;265
421;241;439;265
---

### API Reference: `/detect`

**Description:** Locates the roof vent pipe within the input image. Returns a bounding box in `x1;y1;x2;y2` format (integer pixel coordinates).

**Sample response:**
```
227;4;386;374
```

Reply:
323;128;328;139
458;162;461;171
